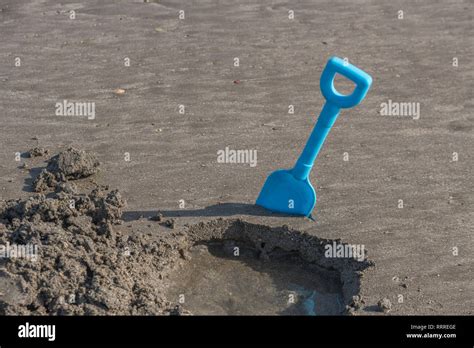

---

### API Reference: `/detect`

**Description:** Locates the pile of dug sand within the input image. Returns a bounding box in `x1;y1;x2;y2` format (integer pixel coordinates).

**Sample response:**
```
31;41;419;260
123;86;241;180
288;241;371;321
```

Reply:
0;147;184;315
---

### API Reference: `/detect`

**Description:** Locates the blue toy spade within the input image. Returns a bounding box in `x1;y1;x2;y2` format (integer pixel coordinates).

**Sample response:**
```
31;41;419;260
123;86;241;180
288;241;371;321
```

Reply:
256;57;372;217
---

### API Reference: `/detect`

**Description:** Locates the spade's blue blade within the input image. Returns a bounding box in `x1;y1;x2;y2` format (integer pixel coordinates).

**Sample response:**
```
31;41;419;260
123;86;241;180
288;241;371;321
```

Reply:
256;169;316;217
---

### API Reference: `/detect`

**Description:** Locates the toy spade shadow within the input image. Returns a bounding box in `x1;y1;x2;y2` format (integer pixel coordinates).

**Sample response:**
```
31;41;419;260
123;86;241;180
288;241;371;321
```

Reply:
256;57;373;217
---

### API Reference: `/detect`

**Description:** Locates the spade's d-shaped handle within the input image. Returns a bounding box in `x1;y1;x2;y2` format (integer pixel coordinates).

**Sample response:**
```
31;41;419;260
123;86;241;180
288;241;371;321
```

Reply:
292;57;372;181
320;56;372;109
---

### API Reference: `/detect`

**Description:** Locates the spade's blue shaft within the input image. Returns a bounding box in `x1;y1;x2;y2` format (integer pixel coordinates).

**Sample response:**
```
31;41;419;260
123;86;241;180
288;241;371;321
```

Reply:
292;102;340;180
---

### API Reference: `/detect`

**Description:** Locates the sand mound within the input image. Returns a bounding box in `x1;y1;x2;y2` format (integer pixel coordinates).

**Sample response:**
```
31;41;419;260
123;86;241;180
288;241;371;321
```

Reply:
33;146;100;192
0;148;179;315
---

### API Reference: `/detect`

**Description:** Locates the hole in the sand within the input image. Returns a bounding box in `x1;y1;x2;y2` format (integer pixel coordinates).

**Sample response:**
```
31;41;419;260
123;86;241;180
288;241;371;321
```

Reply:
162;220;372;315
167;240;344;315
165;240;345;315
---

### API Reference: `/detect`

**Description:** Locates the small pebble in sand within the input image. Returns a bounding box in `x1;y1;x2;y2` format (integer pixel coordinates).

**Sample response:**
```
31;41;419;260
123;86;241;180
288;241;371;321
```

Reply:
169;304;191;316
377;298;392;313
351;295;363;310
149;213;163;222
163;219;175;229
345;295;363;314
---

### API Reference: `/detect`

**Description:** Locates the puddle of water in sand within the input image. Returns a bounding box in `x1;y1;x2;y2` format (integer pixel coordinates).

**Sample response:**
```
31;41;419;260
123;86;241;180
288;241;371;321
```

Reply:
164;242;345;315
